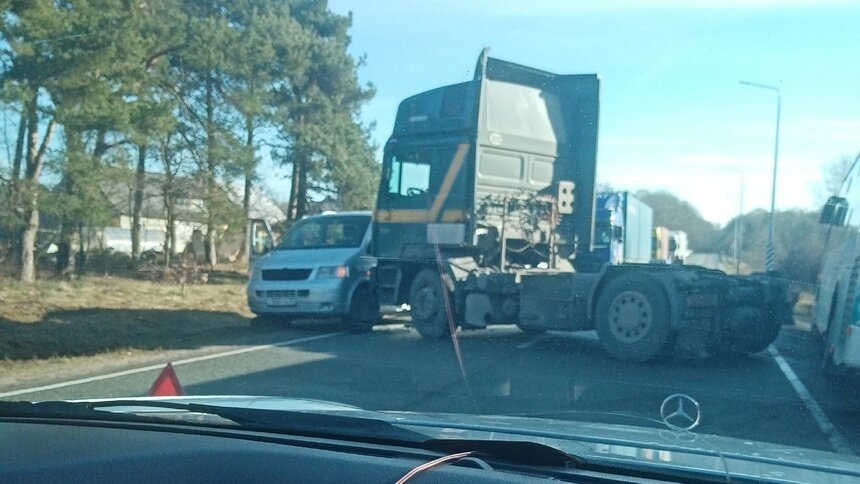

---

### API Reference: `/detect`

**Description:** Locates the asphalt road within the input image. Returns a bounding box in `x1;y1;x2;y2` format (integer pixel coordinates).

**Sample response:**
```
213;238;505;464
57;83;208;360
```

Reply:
3;318;860;456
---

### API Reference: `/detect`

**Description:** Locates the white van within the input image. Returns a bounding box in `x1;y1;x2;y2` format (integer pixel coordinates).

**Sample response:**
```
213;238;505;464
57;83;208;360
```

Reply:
247;211;378;332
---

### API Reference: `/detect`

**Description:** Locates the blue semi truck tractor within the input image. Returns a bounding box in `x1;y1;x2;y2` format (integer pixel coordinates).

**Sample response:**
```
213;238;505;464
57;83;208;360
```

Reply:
592;192;654;265
370;50;794;361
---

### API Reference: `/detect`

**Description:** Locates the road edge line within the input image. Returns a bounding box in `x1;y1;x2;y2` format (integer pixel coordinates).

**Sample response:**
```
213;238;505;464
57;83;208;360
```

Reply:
767;345;854;455
0;332;345;399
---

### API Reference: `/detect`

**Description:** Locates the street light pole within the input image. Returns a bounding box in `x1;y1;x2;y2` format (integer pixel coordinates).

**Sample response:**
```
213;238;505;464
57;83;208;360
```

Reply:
740;80;781;272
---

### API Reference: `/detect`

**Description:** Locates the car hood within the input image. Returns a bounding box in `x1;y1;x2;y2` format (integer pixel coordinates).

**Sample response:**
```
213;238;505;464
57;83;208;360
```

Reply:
79;395;860;482
256;247;360;269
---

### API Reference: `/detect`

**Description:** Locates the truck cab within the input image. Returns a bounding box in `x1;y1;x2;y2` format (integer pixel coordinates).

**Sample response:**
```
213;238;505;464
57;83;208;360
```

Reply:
373;50;599;307
372;50;794;362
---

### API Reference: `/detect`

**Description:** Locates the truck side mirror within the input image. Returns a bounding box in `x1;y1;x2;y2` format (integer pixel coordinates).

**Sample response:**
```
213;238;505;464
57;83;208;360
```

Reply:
612;226;623;241
820;196;848;226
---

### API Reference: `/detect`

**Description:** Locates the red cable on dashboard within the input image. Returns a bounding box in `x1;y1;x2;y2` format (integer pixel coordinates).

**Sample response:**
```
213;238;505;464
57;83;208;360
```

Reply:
395;451;478;484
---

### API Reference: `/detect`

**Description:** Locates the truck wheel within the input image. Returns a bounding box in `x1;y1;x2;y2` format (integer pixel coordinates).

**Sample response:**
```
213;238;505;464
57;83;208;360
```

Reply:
409;268;453;339
743;319;783;355
344;284;379;333
595;274;671;362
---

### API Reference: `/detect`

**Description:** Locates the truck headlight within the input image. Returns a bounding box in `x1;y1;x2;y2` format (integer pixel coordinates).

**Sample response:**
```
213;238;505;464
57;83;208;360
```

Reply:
317;266;349;279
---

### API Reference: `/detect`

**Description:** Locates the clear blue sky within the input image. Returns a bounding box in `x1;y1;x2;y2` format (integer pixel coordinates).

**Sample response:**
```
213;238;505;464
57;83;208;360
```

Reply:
298;0;859;225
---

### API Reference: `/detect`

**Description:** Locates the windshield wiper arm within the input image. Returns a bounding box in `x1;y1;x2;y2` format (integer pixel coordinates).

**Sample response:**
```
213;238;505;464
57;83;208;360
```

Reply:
3;401;585;468
421;438;584;467
0;400;428;445
0;400;176;426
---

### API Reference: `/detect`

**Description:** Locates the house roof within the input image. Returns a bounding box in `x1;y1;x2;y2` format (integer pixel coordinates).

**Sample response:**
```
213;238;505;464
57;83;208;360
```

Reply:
93;169;287;223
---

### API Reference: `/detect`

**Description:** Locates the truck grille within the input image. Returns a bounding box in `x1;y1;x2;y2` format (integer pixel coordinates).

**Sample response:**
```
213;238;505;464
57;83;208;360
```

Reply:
262;268;312;281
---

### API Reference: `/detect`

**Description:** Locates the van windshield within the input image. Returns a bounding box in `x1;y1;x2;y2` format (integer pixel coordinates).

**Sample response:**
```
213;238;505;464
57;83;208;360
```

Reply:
276;215;370;250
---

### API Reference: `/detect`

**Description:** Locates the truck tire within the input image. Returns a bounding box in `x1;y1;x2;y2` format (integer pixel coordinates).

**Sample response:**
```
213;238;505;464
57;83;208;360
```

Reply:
409;268;453;339
822;321;848;379
742;318;783;355
344;284;379;333
595;273;671;362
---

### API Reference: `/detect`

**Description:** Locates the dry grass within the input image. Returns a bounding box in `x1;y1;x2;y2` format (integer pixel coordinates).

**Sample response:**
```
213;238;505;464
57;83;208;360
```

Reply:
0;276;255;362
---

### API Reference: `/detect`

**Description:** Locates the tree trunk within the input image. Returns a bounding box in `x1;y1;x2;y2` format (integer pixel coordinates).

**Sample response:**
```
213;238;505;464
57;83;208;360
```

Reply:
19;90;55;283
131;144;146;261
287;154;307;221
55;220;74;275
75;221;86;274
295;154;308;220
56;129;83;275
92;129;108;160
287;156;300;221
165;204;176;267
8;110;28;264
204;73;217;268
161;140;176;267
10;111;27;189
237;117;254;265
19;207;39;283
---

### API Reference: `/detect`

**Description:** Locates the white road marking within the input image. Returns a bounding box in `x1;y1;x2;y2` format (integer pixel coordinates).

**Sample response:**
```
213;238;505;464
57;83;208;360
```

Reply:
0;332;345;399
767;345;854;455
373;323;407;331
516;335;546;350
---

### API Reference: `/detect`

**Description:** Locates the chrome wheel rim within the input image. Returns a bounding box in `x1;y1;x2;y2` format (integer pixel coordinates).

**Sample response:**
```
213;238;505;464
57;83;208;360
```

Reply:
608;290;652;343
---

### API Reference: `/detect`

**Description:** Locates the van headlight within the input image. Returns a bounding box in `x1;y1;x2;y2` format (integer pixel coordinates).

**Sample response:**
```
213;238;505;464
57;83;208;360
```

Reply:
317;266;349;279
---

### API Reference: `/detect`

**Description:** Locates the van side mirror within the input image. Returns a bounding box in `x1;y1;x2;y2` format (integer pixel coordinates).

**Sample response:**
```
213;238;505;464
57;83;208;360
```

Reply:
820;196;848;226
250;219;274;256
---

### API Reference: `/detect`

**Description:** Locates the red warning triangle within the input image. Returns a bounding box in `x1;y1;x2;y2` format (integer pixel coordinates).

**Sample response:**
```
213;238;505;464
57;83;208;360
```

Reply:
148;363;184;396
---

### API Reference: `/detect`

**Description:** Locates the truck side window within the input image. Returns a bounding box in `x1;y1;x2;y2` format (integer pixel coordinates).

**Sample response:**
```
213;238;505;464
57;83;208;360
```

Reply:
388;154;431;196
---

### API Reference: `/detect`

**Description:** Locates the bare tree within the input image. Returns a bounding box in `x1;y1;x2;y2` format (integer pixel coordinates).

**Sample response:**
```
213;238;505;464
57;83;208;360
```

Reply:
822;154;857;197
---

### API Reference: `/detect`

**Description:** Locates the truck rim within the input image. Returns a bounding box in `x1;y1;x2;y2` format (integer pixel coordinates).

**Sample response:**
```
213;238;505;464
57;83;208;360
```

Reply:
608;290;653;343
413;284;438;321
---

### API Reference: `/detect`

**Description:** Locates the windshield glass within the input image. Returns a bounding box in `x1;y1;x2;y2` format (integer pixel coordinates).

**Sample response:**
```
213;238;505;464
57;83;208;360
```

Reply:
2;1;860;479
277;216;370;250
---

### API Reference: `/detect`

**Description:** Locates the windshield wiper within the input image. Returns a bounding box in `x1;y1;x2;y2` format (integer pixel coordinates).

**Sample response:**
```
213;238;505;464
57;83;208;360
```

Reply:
0;400;427;445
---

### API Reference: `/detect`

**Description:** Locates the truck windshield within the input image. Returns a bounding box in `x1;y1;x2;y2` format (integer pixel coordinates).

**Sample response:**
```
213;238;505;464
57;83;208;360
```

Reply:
276;215;370;250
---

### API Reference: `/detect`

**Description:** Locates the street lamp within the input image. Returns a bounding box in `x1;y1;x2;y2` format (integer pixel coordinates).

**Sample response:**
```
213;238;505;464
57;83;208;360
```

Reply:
739;80;781;272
